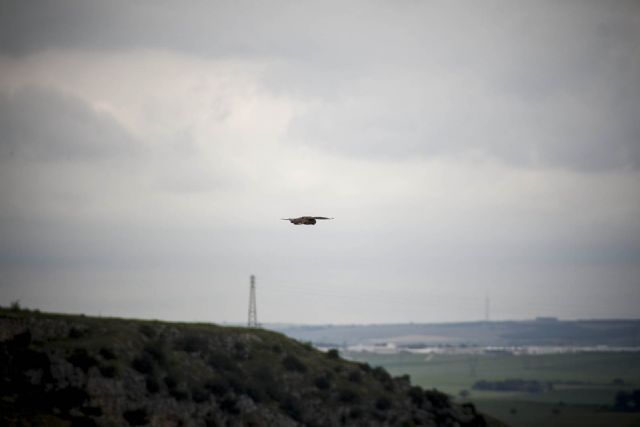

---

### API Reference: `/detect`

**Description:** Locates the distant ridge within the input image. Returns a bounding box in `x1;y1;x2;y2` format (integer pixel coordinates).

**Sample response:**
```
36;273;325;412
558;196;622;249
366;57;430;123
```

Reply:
268;319;640;348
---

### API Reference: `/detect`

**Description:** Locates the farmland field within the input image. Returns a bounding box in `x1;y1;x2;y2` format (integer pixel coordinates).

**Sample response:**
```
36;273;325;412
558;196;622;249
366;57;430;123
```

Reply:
345;351;640;427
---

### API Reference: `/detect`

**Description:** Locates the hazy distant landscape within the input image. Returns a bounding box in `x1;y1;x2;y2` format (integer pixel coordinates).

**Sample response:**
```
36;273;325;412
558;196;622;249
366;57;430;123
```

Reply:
270;318;640;348
271;320;640;427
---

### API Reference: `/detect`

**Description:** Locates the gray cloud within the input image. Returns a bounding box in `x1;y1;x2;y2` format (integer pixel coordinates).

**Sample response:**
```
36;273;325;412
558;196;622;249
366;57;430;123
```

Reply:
0;86;138;162
0;1;639;323
2;1;638;171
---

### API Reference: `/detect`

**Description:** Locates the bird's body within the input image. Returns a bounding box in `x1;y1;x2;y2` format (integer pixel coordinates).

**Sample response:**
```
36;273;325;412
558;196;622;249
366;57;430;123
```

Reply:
282;216;334;225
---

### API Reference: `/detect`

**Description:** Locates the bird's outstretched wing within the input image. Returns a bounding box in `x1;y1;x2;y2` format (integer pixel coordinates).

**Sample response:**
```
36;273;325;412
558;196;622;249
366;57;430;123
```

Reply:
312;217;333;220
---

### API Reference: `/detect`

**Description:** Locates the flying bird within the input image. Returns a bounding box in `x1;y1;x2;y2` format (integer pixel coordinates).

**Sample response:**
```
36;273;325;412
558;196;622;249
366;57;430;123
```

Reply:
282;216;334;225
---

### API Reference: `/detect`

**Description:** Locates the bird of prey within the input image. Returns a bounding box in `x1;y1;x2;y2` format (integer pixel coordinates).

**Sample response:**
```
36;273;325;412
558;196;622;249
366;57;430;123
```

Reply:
282;216;334;225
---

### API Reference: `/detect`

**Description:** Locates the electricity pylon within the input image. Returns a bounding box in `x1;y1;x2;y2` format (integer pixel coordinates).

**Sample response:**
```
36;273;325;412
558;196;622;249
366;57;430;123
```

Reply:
248;275;258;328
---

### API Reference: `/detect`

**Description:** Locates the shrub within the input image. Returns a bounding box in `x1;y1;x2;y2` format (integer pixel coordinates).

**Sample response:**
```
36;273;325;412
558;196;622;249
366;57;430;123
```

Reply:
219;396;240;415
408;386;424;406
68;349;98;372
170;388;189;401
70;417;97;427
99;364;118;378
314;376;331;390
99;347;116;360
424;389;449;408
375;397;392;411
123;408;149;426
349;408;363;419
372;366;391;382
68;327;85;339
131;354;154;374
327;349;340;359
232;341;251;360
348;371;362;383
280;396;303;421
282;355;307;373
208;352;237;372
80;406;103;417
338;388;359;404
138;324;156;339
192;386;210;403
358;362;372;372
51;386;88;412
144;340;167;365
164;375;178;390
204;379;228;397
177;334;208;353
146;377;160;394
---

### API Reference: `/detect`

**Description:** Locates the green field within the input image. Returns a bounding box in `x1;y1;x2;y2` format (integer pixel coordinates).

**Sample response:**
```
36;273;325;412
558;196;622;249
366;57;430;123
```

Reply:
345;351;640;427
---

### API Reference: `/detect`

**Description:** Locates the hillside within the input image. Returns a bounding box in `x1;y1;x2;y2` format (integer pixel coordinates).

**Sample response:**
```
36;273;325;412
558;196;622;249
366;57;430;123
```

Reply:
0;307;497;427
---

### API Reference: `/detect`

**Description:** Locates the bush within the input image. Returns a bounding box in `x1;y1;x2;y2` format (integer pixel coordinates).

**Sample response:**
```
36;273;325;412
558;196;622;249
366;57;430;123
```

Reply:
424;389;449;408
327;349;340;359
408;386;424;406
70;417;97;427
68;349;98;372
123;408;149;426
614;389;640;412
338;388;359;403
177;334;208;353
50;386;88;412
131;354;154;374
144;340;167;365
280;396;303;421
282;355;307;373
204;379;228;397
146;377;160;394
192;386;210;403
219;396;240;415
68;327;85;339
314;376;331;390
208;352;237;372
348;371;362;383
164;375;178;390
80;406;103;417
372;366;391;382
349;408;363;419
170;388;189;401
138;324;156;338
99;347;116;360
376;397;392;411
358;362;372;372
99;364;118;378
233;342;248;359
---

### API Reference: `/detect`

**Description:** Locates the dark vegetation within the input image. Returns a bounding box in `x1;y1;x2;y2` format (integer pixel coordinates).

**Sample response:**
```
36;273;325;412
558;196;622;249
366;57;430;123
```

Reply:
613;389;640;412
0;305;492;426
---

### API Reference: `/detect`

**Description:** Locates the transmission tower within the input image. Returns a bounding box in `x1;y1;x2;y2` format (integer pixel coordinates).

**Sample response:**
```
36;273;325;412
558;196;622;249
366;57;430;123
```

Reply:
248;275;258;328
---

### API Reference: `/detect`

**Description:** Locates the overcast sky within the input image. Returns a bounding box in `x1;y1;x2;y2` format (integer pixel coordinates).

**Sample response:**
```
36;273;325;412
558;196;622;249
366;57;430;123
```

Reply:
1;1;639;324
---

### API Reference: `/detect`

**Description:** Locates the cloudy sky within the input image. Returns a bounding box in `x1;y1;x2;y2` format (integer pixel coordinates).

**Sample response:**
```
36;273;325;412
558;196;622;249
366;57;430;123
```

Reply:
1;1;639;324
